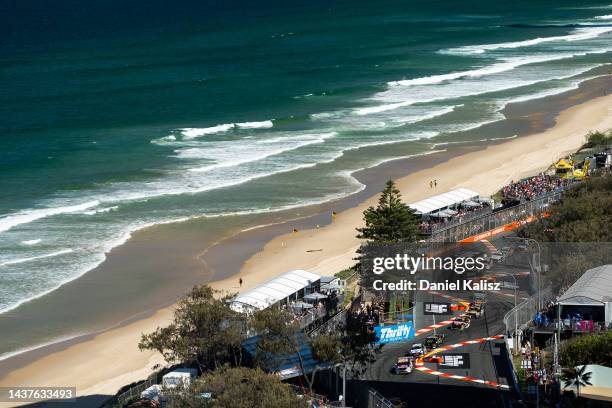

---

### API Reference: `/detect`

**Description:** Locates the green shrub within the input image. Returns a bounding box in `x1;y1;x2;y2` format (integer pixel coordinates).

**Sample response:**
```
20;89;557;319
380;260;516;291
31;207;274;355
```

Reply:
560;332;612;368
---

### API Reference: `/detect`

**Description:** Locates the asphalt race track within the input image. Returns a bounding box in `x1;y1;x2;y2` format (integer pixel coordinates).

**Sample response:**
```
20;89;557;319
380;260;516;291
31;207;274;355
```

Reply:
352;239;534;408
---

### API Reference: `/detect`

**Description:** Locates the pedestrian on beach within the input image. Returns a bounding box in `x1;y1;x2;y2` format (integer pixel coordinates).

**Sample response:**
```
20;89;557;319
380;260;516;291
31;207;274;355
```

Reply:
430;180;433;189
239;278;243;287
434;179;438;188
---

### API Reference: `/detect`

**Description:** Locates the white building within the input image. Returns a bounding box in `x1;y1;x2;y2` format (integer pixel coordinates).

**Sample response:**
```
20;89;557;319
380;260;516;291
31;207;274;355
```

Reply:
408;188;480;217
558;264;612;326
231;269;321;313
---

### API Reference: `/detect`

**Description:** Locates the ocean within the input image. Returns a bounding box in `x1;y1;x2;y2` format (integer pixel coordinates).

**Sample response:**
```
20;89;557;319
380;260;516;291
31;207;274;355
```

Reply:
1;0;612;356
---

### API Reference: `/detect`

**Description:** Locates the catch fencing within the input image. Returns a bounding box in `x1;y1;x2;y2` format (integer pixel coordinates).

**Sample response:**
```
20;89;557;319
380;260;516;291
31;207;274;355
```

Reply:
367;389;396;408
503;287;552;340
427;190;564;243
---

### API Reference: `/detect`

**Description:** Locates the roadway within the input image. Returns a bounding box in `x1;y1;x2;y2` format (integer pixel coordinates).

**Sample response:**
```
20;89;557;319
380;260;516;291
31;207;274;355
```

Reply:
353;238;534;407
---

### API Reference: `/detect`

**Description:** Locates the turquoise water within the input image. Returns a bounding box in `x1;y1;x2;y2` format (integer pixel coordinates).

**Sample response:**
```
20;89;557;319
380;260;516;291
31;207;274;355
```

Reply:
1;0;612;316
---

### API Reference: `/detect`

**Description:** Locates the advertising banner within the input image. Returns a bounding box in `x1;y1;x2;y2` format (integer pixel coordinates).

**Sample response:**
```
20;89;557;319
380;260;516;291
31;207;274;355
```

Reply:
438;353;471;369
424;302;452;315
374;322;414;344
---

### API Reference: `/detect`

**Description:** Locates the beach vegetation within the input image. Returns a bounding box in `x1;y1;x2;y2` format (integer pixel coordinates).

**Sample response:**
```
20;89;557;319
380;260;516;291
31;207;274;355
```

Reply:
561;365;593;398
560;332;612;368
334;267;356;280
519;172;612;291
583;130;612;149
357;180;422;244
138;285;244;373
166;366;307;408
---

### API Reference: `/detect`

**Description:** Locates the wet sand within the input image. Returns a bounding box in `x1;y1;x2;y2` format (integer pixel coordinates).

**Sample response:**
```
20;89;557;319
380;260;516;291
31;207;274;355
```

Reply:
0;75;611;406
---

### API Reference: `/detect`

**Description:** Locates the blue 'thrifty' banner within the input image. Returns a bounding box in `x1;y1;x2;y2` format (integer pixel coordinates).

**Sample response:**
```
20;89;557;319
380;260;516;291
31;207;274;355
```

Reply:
374;322;414;344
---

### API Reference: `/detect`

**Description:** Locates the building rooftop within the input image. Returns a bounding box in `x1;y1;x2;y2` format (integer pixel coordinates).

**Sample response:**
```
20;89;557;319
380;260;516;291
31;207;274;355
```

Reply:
558;264;612;306
231;269;321;312
408;188;480;215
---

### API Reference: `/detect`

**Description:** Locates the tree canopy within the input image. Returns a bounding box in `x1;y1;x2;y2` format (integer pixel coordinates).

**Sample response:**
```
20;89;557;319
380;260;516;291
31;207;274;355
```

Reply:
583;130;612;149
139;285;244;372
519;173;612;291
357;180;422;244
560;332;612;369
250;306;380;395
167;366;308;408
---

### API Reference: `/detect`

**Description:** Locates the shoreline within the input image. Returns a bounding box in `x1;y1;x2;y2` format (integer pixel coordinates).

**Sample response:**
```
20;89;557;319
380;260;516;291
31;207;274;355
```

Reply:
0;76;611;405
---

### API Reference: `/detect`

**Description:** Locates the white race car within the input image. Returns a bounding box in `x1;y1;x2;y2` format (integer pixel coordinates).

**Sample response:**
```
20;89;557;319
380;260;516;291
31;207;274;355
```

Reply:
409;343;426;357
393;356;414;374
449;316;471;330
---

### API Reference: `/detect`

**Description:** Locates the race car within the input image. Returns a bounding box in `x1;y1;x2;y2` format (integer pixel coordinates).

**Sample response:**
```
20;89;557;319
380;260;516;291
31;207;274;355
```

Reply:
469;301;485;311
466;307;482;319
393;356;414;374
409;343;427;357
424;334;445;349
448;316;471;330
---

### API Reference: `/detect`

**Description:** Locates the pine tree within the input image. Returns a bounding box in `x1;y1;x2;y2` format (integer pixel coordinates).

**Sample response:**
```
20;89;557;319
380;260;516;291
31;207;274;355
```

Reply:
357;180;421;244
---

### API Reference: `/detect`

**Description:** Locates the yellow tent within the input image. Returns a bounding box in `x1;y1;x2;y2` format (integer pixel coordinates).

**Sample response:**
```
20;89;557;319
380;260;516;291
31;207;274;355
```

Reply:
554;159;573;169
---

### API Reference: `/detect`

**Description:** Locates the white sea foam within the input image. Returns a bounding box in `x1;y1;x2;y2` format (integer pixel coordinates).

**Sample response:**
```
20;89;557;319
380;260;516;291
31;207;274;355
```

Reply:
0;249;73;267
432;135;517;148
180;120;273;139
183;132;336;172
21;239;42;246
370;56;607;118
594;14;612;19
0;201;100;234
236;120;274;129
151;135;177;144
388;54;579;87
442;26;612;55
82;206;119;216
355;101;415;115
181;124;234;138
500;72;607;108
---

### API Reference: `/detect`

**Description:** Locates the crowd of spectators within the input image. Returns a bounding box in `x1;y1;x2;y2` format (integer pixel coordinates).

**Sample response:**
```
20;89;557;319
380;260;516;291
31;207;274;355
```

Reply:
519;340;562;407
419;202;491;234
502;174;566;202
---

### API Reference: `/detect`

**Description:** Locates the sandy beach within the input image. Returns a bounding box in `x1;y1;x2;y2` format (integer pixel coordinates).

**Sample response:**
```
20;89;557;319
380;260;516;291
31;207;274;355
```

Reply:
1;88;611;406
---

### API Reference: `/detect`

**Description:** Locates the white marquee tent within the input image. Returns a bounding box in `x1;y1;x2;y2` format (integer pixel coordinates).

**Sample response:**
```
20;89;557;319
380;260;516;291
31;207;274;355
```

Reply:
558;264;612;325
231;269;321;313
408;188;480;216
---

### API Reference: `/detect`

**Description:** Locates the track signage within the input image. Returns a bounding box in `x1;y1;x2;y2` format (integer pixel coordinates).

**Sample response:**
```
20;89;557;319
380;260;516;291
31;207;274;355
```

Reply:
438;353;470;369
424;302;452;315
374;322;414;344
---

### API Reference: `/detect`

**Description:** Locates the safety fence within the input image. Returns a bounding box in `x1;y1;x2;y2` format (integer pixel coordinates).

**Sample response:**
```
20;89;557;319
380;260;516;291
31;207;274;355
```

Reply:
428;206;493;235
503;287;552;336
114;377;158;407
367;389;396;408
309;309;348;336
289;384;347;407
427;190;563;243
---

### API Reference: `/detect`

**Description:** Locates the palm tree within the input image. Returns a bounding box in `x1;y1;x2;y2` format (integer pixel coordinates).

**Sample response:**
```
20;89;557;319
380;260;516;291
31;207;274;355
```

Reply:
561;365;593;398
